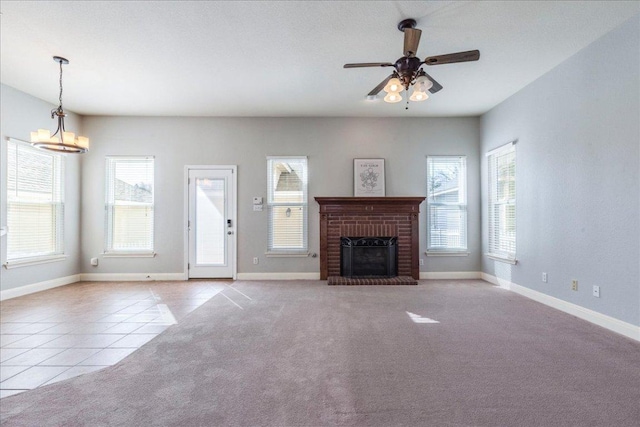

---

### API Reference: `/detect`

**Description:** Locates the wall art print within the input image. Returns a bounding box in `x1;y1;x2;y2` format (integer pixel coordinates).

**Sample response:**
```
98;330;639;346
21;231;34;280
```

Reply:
354;158;385;197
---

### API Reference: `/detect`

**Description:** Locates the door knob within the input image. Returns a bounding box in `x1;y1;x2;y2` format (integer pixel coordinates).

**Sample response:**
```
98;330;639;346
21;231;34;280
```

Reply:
227;231;234;235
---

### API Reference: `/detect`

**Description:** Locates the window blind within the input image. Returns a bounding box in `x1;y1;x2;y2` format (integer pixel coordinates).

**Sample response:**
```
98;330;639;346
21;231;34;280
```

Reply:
487;144;516;260
6;139;65;261
105;156;154;253
426;156;467;251
267;157;308;252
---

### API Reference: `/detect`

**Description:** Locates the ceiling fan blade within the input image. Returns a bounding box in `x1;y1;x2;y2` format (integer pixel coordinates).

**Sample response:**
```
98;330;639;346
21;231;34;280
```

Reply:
403;28;422;57
422;72;443;94
423;50;480;66
344;62;394;68
367;74;395;97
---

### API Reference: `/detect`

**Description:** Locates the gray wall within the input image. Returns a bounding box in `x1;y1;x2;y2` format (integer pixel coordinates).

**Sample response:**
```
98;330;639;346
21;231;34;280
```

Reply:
480;16;639;326
0;84;82;291
80;116;481;275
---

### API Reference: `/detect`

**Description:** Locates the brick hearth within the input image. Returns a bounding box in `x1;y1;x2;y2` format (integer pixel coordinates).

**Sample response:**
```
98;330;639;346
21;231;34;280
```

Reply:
315;197;425;280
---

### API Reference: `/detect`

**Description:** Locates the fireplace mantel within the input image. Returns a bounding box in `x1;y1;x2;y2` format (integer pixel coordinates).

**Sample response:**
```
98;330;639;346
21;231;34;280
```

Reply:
315;197;425;280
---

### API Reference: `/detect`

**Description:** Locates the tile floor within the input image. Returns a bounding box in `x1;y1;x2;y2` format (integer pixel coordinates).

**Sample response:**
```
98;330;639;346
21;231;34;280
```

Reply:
0;280;229;398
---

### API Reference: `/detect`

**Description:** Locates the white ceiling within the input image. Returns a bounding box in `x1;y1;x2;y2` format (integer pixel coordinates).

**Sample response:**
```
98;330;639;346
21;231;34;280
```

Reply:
1;1;638;117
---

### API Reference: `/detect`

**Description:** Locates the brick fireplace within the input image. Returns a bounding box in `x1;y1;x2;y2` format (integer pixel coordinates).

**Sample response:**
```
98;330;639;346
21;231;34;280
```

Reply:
315;197;425;281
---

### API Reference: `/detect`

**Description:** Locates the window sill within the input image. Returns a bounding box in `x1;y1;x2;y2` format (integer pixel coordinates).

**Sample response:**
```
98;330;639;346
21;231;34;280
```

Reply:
265;252;309;258
103;252;156;258
3;254;67;269
426;251;469;257
486;253;518;265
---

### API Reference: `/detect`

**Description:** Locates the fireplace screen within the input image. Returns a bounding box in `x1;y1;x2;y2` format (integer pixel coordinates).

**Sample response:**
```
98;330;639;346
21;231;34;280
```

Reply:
340;237;398;278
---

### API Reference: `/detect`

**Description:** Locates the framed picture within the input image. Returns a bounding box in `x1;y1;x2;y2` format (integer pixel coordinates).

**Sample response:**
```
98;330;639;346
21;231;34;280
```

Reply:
354;158;385;197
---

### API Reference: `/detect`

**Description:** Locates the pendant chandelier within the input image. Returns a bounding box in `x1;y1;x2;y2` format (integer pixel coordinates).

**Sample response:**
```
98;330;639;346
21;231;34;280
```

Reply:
30;56;89;153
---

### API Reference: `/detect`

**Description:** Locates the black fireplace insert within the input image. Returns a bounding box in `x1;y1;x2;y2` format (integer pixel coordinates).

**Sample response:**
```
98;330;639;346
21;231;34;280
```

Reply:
340;236;398;278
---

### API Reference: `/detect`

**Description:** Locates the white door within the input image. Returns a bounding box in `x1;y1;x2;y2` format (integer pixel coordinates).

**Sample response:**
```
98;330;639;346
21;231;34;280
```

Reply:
187;168;236;278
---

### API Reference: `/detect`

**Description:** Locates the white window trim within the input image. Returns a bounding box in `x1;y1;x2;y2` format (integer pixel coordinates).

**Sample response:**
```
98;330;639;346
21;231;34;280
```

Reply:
267;156;308;254
265;251;310;258
105;156;155;254
487;140;517;262
485;139;517;157
3;254;67;269
426;155;468;252
5;138;65;264
486;253;518;265
426;251;470;257
102;251;156;258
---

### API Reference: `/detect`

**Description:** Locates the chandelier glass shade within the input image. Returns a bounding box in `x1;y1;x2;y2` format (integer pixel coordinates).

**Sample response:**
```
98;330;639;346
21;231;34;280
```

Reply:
31;56;89;153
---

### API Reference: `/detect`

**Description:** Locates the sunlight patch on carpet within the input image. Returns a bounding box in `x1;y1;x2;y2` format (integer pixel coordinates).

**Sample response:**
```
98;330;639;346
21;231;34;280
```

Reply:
406;311;440;324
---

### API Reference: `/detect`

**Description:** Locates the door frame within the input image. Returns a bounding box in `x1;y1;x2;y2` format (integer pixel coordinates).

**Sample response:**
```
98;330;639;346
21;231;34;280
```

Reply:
183;165;237;280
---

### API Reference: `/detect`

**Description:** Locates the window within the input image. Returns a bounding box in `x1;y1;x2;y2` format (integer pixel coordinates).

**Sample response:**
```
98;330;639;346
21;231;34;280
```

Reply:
6;138;65;263
267;157;308;253
105;156;154;254
427;156;467;252
487;142;516;262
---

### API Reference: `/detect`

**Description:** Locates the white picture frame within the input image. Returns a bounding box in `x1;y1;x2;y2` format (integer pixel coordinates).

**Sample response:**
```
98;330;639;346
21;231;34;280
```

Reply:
354;158;385;197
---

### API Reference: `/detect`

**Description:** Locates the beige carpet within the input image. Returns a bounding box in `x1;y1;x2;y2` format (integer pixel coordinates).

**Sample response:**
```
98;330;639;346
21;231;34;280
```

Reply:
1;280;639;426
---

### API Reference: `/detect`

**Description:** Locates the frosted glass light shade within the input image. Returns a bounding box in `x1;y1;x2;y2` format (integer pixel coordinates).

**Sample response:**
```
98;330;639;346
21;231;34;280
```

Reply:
409;90;429;102
384;92;403;103
383;78;404;93
77;136;90;149
62;131;75;144
414;75;433;92
34;129;51;141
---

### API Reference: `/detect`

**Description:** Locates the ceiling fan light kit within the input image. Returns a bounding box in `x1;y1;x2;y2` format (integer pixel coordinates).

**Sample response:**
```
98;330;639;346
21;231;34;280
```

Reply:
344;18;480;107
30;56;89;153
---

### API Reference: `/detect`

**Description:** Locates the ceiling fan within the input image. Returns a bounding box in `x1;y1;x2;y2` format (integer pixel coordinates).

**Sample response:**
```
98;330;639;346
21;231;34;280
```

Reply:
344;19;480;105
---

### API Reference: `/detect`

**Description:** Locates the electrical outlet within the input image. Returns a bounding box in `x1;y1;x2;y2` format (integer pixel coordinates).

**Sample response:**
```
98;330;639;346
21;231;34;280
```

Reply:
419;258;424;266
90;257;99;266
253;257;259;265
593;285;600;298
542;272;547;283
571;280;578;291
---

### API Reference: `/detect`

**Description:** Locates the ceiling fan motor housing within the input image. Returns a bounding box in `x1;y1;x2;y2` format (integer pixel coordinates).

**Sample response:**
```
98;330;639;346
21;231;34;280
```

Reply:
395;56;423;88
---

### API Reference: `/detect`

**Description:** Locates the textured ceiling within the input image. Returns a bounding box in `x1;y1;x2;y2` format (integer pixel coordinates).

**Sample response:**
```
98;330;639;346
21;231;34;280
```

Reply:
1;1;638;117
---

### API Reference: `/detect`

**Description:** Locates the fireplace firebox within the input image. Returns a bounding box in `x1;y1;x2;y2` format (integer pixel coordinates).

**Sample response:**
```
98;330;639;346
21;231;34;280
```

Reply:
340;236;398;278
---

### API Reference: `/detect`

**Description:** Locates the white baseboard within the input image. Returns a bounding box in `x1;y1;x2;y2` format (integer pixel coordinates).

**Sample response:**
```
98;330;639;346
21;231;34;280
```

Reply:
236;272;321;281
0;274;80;301
79;273;185;282
480;272;514;289
481;273;640;342
420;271;481;280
